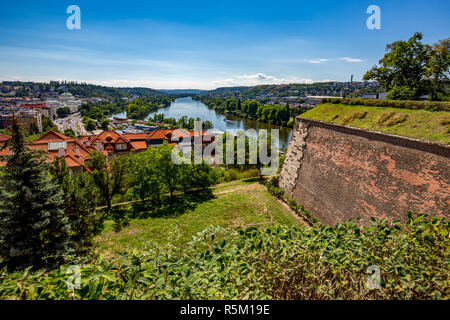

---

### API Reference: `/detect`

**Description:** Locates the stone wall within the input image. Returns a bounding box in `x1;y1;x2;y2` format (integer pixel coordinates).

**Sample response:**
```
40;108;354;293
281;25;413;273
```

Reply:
279;117;450;225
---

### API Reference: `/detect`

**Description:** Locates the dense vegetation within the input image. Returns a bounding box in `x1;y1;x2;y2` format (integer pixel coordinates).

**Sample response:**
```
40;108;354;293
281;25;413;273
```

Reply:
0;213;447;299
301;103;450;144
125;97;172;119
0;118;71;271
0;118;448;300
80;100;127;121
79;96;173;131
195;97;309;127
145;114;214;130
364;33;449;101
199;82;381;100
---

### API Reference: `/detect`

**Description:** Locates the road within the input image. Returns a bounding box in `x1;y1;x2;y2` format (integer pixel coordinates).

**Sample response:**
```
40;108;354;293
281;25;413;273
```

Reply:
54;112;89;136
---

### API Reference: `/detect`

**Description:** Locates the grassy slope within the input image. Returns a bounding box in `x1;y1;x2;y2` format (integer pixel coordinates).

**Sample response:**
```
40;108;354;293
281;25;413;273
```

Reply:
95;180;299;257
301;103;450;144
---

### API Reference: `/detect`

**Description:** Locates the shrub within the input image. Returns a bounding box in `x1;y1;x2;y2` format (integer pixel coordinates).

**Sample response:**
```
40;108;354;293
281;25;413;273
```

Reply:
377;111;396;125
1;215;448;300
109;206;130;232
341;111;367;125
384;113;408;126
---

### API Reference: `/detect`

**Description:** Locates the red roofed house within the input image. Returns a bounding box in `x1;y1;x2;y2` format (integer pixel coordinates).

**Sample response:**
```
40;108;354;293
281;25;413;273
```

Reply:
28;131;92;174
80;131;148;158
1;128;216;172
0;131;91;173
0;133;11;148
147;128;214;148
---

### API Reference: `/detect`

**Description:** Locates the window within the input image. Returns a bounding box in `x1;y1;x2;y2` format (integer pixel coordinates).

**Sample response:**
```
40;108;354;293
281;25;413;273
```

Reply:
48;141;67;150
115;143;127;151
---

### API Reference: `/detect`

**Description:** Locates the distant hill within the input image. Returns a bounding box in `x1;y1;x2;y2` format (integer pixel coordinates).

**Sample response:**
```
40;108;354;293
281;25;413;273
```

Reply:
117;87;167;97
201;82;382;99
0;81;168;100
159;89;208;95
1;80;382;101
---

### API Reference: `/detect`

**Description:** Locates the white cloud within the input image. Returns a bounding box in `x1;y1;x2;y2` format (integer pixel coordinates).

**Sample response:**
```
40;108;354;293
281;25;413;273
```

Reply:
307;59;329;64
339;57;363;63
212;73;330;87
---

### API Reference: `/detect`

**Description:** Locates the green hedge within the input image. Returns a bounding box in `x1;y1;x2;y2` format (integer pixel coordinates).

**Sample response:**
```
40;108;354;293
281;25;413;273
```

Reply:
321;98;450;112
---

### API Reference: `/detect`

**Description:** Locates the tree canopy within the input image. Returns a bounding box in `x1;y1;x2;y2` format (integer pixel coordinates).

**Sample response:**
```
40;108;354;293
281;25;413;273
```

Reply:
363;32;450;101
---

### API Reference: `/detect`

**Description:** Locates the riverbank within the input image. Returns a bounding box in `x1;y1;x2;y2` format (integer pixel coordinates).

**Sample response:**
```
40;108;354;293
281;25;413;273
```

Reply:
113;97;293;148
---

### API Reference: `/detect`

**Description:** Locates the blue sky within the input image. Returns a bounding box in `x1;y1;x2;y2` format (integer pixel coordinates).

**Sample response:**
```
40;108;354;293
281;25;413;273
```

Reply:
0;0;448;89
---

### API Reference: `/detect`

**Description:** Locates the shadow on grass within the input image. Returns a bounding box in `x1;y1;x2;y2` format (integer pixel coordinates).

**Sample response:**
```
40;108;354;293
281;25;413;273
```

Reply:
129;189;216;219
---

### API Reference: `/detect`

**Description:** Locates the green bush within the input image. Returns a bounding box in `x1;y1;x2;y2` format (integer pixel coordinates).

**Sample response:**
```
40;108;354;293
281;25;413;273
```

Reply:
222;168;260;182
1;215;448;300
109;207;130;232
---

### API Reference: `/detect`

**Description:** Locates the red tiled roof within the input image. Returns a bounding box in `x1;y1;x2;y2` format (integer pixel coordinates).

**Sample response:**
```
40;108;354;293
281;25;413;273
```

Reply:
90;131;130;144
148;129;174;140
0;133;11;143
123;133;150;140
33;131;72;143
172;129;191;139
130;140;148;150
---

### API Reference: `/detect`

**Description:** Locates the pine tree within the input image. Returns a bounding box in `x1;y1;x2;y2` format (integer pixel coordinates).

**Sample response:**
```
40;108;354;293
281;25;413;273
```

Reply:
0;116;70;271
50;157;100;253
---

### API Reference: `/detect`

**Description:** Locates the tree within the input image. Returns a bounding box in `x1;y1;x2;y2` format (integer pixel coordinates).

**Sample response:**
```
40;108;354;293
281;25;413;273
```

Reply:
84;117;97;132
155;142;179;198
57;107;70;118
100;118;110;131
64;128;76;138
0;116;70;271
85;151;129;215
203;120;214;130
42;117;59;133
179;162;214;193
128;148;161;204
426;38;450;101
50;158;100;253
363;32;430;100
245;100;259;117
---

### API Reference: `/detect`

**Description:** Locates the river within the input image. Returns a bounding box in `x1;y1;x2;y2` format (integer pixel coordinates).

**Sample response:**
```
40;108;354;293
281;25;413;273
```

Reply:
113;97;293;148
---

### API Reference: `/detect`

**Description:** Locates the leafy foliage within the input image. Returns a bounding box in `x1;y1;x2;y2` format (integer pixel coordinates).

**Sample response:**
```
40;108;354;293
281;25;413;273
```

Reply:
196;97;308;127
363;33;450;101
50;158;102;254
0;214;447;299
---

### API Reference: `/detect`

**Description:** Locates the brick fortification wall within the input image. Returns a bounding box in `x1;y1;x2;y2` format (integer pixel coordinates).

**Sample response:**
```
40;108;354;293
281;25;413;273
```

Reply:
279;117;450;225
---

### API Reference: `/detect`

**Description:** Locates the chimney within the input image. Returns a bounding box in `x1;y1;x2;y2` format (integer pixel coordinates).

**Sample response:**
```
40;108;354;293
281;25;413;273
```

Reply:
58;148;65;158
75;146;80;157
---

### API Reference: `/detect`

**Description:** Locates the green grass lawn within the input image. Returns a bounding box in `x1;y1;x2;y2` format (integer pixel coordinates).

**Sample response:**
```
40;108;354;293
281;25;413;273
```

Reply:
301;103;450;144
94;180;299;258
